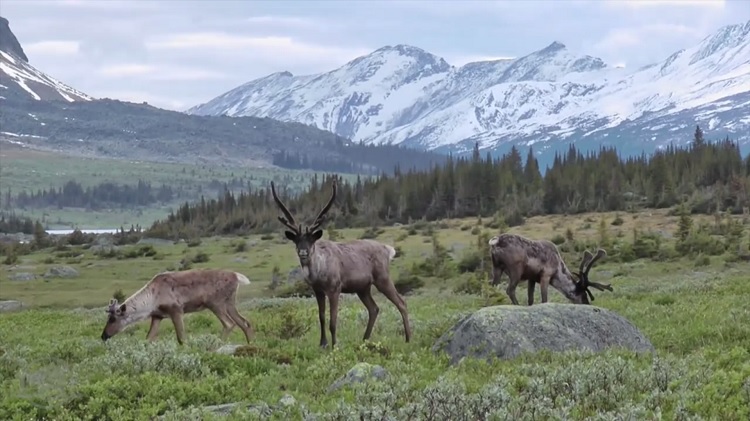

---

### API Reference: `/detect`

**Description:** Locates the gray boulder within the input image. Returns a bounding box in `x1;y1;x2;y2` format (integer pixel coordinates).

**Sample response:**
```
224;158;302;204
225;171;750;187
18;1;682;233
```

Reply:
9;272;36;282
433;303;654;365
43;265;79;278
328;362;388;392
0;300;24;312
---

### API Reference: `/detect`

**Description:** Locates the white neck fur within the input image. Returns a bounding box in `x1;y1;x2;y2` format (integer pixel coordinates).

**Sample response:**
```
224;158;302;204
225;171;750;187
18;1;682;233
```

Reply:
121;281;157;326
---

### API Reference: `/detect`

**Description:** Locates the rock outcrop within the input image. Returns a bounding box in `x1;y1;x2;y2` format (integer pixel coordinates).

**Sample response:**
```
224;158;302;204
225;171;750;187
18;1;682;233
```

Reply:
43;266;79;279
328;362;388;392
433;303;654;365
0;300;25;313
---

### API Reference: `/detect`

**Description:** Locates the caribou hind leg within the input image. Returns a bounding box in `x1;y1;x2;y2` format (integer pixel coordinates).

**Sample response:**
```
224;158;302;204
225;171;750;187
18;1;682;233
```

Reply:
373;280;411;343
225;304;254;344
505;266;524;305
491;263;505;287
357;288;380;341
208;307;235;341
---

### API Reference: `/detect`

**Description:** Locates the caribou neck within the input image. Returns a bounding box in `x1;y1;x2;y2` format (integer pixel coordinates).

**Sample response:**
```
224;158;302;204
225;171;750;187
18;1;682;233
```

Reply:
300;244;329;283
122;282;158;325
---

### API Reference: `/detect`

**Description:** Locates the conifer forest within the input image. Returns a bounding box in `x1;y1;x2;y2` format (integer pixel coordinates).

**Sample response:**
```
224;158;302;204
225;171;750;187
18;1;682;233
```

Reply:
148;126;749;239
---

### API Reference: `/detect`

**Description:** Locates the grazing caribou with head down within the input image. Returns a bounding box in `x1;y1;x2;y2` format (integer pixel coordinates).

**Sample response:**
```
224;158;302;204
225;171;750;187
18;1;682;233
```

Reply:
488;233;612;305
270;179;411;348
101;269;254;345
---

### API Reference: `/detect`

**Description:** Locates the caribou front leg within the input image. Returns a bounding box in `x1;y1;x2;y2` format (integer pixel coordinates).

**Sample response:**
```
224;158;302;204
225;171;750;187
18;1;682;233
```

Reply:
527;281;536;306
539;273;551;304
314;288;328;348
146;316;162;341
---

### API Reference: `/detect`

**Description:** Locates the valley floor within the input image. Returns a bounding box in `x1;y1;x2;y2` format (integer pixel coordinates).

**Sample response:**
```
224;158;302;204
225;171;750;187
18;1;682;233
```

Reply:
1;211;749;419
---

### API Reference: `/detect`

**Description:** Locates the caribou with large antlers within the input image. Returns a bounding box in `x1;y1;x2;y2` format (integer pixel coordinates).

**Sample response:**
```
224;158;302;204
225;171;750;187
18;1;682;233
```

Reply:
488;233;612;305
270;179;411;348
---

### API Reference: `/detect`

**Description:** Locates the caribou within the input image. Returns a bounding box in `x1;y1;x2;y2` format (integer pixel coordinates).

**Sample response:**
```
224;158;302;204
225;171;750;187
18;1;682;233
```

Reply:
269;179;411;348
101;269;254;345
488;233;612;305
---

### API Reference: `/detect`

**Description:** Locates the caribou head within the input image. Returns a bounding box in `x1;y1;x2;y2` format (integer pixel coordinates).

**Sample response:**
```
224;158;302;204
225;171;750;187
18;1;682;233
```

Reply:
573;248;611;304
270;180;337;266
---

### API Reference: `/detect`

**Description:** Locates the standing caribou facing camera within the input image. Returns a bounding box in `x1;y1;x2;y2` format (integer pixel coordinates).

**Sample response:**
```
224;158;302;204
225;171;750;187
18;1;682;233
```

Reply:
270;179;411;348
488;233;612;305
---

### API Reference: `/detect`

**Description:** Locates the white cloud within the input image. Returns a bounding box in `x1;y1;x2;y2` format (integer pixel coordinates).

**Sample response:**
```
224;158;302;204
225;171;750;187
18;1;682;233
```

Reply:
146;32;370;64
56;0;160;10
606;0;725;9
24;40;80;56
245;15;318;28
98;63;226;81
99;64;154;77
150;69;226;82
594;24;695;52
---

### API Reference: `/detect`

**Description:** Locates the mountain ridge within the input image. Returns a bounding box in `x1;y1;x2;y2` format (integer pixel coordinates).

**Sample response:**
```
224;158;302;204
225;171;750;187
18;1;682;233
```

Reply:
0;16;444;174
188;19;750;163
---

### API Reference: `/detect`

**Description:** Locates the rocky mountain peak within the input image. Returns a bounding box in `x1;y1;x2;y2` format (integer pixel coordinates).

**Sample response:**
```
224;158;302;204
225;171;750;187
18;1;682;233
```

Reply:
0;16;28;62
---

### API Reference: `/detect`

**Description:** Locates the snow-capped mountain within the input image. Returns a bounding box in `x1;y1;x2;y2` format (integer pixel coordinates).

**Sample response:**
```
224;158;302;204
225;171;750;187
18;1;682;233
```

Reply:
0;16;442;172
189;19;750;162
0;17;92;103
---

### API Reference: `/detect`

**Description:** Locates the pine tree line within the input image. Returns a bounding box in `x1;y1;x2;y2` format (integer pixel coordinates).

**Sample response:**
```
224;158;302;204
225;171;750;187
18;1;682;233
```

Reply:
2;179;182;211
147;126;750;239
0;212;36;234
272;140;444;174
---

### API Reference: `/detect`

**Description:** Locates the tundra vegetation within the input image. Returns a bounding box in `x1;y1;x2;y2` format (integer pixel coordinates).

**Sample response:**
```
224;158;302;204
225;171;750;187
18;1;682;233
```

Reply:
2;208;750;420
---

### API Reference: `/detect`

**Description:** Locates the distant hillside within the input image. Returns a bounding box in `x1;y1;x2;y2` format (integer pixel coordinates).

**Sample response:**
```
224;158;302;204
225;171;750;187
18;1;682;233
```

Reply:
0;16;443;174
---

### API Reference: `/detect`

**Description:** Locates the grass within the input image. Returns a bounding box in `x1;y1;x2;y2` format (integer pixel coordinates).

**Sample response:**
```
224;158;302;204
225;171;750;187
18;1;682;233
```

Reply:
0;144;362;229
1;209;750;419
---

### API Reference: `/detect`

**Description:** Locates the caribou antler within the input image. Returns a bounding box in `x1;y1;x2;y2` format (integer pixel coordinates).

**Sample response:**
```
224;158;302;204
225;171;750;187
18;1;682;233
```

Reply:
106;298;119;313
574;248;611;302
270;179;337;234
270;181;301;234
307;180;337;233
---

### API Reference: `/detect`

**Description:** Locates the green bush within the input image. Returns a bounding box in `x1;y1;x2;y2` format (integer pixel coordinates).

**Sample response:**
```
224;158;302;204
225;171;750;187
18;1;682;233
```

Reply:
360;227;385;239
457;249;482;273
394;274;425;295
274;280;313;298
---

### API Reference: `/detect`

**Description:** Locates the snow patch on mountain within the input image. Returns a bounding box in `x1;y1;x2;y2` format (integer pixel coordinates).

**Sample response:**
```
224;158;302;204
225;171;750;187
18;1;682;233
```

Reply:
0;50;92;103
189;20;750;160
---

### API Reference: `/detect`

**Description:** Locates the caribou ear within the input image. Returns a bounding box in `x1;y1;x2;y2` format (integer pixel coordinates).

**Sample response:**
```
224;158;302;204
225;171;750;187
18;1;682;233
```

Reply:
118;303;127;314
284;231;297;241
311;229;324;241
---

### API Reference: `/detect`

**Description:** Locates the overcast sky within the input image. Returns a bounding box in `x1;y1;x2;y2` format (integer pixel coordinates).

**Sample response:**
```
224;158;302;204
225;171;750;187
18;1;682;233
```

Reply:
3;0;748;111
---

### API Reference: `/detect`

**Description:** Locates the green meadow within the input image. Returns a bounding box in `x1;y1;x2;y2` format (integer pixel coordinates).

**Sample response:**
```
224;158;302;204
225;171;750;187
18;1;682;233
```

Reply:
1;209;750;419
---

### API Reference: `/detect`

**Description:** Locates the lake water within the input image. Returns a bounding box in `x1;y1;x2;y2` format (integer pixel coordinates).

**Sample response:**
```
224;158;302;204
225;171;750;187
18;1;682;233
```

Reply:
45;228;121;235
